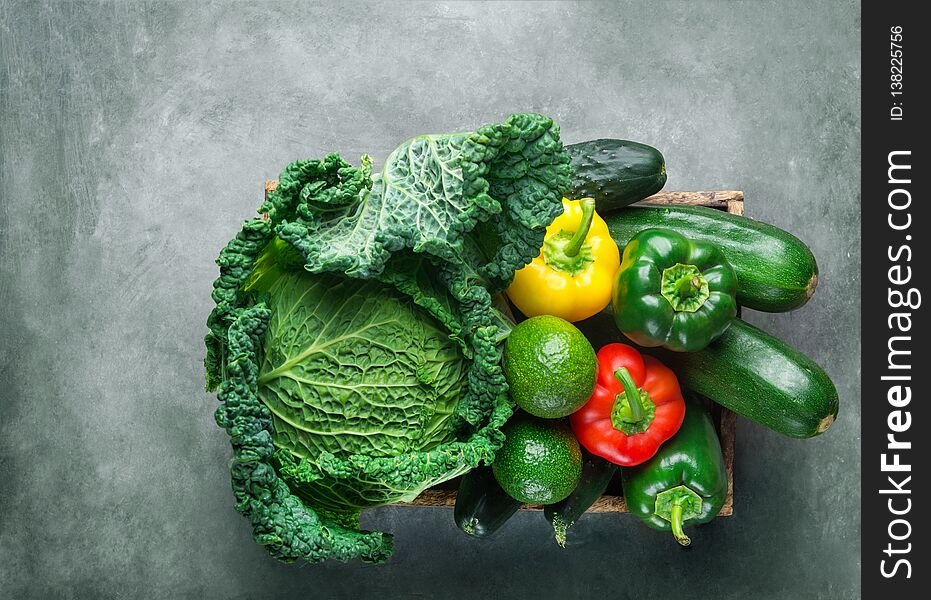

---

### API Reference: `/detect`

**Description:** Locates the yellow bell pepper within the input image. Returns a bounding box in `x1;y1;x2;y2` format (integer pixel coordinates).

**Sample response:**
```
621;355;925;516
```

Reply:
507;197;620;322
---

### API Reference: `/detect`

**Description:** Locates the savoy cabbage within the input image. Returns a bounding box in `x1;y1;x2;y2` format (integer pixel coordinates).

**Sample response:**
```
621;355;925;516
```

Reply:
205;113;571;563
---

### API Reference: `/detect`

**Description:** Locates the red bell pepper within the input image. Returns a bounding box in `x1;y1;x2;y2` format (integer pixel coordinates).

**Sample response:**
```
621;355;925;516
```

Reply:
569;343;686;466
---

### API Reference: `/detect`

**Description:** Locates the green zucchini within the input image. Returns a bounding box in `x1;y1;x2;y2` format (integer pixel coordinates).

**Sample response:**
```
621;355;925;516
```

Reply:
566;139;667;212
544;451;617;547
649;319;839;438
454;466;521;539
603;204;819;312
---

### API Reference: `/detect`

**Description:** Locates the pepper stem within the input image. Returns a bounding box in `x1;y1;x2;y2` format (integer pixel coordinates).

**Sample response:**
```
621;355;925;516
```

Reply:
661;263;711;313
563;198;596;258
673;275;703;297
613;368;644;422
655;485;703;547
670;497;692;547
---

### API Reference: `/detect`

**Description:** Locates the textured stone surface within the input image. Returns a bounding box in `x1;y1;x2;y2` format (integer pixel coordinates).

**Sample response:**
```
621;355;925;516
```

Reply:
0;1;860;597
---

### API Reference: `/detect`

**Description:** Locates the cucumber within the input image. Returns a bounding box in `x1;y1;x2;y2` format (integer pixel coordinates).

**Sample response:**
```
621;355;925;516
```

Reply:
603;204;818;312
544;451;617;548
649;319;839;438
454;466;521;539
566;139;667;212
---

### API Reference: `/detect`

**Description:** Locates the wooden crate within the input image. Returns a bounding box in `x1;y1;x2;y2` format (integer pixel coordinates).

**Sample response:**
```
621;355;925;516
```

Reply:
263;181;740;516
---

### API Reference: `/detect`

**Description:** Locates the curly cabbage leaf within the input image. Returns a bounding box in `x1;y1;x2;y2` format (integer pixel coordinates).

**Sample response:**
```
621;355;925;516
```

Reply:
205;113;571;564
265;112;568;287
258;271;466;463
257;270;477;512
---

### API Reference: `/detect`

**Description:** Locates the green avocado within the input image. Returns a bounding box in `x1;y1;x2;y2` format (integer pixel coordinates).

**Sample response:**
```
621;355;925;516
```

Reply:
492;414;583;504
503;315;597;419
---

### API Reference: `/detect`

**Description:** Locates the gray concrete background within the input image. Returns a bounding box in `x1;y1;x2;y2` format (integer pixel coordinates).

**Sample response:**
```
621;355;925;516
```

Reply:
1;1;860;598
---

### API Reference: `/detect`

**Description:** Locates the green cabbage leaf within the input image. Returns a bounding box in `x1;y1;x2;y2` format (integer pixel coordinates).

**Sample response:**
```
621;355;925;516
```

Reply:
205;113;570;563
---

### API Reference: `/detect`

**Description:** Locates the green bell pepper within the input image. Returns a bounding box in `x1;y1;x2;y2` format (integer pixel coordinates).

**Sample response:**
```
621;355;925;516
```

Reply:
612;228;737;352
620;395;728;546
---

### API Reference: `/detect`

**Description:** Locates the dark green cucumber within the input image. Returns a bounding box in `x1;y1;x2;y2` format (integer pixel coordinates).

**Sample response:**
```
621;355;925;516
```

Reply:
650;319;839;438
603;204;818;312
544;451;617;547
454;466;521;539
566;139;667;212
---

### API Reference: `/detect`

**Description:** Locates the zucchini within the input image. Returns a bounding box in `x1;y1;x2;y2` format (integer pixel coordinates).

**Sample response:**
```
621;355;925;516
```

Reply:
567;139;667;212
454;466;521;539
649;319;839;438
544;451;616;547
603;204;818;312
